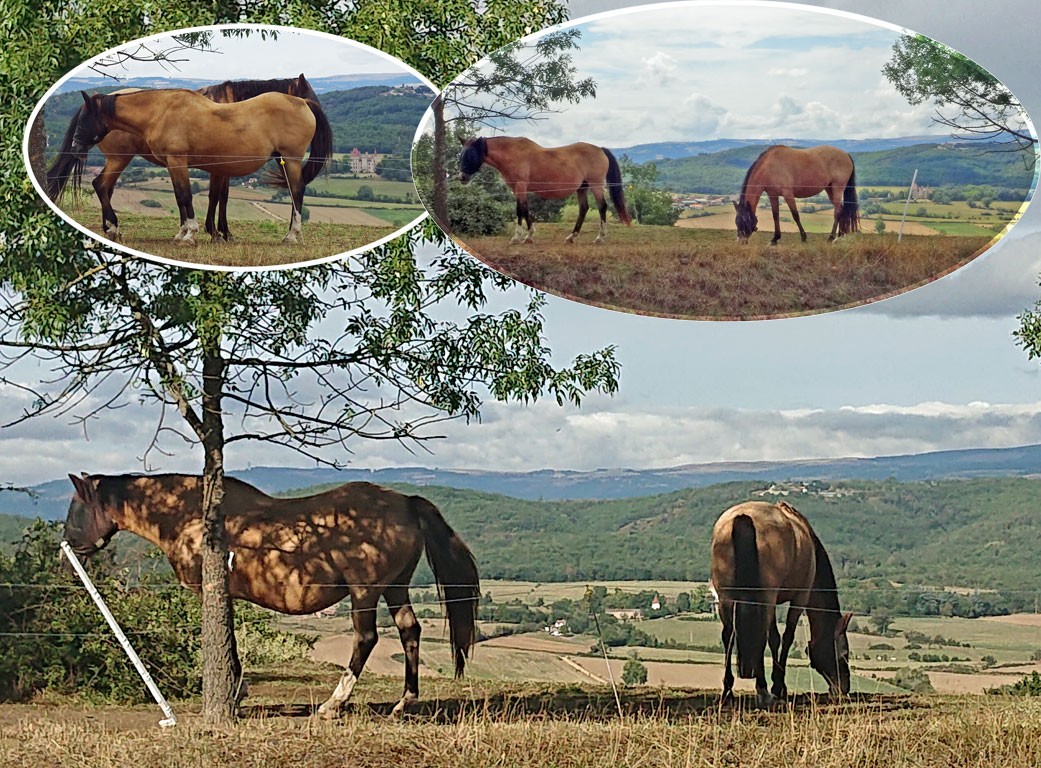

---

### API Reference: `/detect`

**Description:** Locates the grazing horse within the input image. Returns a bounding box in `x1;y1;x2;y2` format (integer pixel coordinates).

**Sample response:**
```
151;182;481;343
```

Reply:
62;473;480;717
69;88;332;246
733;145;860;245
458;136;632;244
710;500;852;707
46;75;321;243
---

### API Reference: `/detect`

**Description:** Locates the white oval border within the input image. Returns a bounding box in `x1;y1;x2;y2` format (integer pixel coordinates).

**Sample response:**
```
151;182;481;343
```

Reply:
24;23;435;273
411;0;1040;318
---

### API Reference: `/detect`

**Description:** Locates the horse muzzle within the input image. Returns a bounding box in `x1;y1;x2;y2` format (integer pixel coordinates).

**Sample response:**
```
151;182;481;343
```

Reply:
458;172;472;184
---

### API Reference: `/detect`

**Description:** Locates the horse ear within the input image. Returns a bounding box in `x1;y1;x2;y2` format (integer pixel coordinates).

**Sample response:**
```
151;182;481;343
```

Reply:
459;136;470;146
732;201;739;211
80;91;91;106
836;612;853;636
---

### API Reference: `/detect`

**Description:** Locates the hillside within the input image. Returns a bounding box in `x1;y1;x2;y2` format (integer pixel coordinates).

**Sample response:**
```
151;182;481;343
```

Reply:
612;135;944;164
9;476;1041;594
652;142;1036;194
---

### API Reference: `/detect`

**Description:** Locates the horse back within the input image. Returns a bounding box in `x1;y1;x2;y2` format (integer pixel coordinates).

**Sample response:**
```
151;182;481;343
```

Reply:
711;501;816;599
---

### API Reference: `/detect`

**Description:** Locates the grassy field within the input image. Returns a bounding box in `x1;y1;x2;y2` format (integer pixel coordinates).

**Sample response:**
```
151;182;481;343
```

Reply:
3;675;1040;767
454;223;992;319
54;175;424;268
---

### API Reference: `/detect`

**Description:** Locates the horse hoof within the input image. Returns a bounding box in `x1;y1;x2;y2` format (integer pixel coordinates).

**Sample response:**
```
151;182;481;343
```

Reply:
391;693;417;717
316;703;340;720
174;238;197;247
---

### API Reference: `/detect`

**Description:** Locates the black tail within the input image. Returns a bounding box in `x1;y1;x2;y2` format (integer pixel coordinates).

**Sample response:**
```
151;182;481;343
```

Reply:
603;148;632;225
412;496;480;678
45;105;89;201
732;513;764;679
839;164;859;234
265;99;333;189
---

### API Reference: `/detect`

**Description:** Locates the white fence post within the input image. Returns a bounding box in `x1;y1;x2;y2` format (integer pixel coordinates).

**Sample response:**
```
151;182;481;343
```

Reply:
60;541;177;727
898;168;918;243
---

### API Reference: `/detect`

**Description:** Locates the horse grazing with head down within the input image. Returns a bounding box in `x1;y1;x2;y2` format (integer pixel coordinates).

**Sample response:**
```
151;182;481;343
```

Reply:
458;136;631;244
46;75;322;244
62;473;480;717
67;87;332;246
733;145;859;245
710;500;852;707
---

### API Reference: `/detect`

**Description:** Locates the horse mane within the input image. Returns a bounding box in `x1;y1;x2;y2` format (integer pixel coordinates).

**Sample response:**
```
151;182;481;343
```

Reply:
96;94;120;120
200;76;316;103
739;146;779;201
93;472;271;504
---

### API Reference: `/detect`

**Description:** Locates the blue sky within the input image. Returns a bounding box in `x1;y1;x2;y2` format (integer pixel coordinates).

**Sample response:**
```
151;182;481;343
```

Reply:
4;1;1041;484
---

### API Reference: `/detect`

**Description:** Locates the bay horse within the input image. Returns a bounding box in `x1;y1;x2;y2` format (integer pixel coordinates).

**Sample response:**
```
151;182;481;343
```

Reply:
62;473;480;717
46;75;321;243
68;87;332;246
733;145;860;245
458;136;632;244
710;500;852;707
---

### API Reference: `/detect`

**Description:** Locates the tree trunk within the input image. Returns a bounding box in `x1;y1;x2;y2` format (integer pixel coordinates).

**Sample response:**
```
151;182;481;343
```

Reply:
199;343;237;725
431;94;449;230
27;107;47;188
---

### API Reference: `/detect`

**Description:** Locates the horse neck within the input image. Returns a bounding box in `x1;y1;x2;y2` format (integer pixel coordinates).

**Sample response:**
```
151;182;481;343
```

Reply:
104;91;181;135
106;475;199;552
805;534;842;636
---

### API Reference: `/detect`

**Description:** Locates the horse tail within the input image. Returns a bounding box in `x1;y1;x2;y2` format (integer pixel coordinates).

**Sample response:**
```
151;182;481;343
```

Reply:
839;162;860;235
412;496;480;678
732;513;764;679
45;106;88;201
301;99;333;186
603;148;632;225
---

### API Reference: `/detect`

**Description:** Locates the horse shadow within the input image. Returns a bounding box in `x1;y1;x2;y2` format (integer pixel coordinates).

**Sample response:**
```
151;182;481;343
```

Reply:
239;689;927;722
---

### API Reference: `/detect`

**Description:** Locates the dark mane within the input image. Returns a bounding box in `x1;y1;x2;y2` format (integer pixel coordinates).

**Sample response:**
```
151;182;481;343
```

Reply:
808;530;841;613
199;76;318;103
739;146;779;200
97;94;120;120
459;137;488;176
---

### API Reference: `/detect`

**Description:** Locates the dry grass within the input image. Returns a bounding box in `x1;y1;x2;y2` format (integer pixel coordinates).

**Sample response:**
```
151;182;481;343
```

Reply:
2;679;1040;768
454;224;994;319
59;211;402;269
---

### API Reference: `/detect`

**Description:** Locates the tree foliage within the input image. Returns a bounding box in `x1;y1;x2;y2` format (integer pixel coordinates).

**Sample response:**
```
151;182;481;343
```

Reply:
882;34;1036;162
619;156;679;227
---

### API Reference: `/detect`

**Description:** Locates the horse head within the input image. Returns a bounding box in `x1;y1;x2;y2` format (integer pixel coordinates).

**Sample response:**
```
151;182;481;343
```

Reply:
733;200;758;242
457;137;487;183
63;473;117;564
75;92;113;147
807;611;853;695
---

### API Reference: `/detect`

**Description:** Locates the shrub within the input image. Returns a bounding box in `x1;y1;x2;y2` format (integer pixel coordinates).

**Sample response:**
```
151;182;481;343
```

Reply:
891;667;935;694
622;659;648;687
140;199;163;209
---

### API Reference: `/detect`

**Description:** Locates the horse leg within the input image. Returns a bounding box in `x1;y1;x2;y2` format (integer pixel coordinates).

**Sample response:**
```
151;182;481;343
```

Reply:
317;591;380;718
384;585;421;716
206;176;232;242
768;194;782;245
784;194;807;242
564;185;589;244
92;155;131;242
231;626;249;705
589;185;609;244
772;604;804;699
280;159;305;244
167;164;199;246
768;615;784;699
720;604;735;703
754;640;774;708
828;186;843;241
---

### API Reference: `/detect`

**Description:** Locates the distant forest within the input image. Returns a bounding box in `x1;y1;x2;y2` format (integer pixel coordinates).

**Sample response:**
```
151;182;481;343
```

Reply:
6;476;1041;618
651;143;1037;195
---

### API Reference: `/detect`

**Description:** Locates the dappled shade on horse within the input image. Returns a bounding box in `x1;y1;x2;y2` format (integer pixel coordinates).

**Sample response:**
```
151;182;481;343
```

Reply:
64;87;331;246
733;145;860;244
457;136;631;244
46;75;321;244
62;472;479;717
710;500;852;707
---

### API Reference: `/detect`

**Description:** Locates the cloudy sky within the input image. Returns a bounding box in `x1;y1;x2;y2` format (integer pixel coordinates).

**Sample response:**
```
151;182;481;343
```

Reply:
59;26;424;84
450;2;956;146
5;0;1041;486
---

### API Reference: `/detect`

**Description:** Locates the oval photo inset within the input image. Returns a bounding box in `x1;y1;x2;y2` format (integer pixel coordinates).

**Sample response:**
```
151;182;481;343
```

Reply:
413;2;1038;319
26;25;433;271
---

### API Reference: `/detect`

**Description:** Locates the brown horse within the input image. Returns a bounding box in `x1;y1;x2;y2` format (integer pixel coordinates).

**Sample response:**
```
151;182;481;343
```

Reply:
710;500;852;707
46;75;320;243
458;136;632;244
733;145;860;245
71;88;332;246
62;473;480;717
